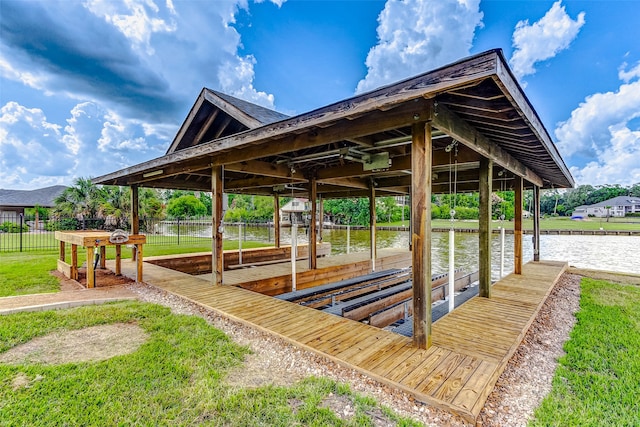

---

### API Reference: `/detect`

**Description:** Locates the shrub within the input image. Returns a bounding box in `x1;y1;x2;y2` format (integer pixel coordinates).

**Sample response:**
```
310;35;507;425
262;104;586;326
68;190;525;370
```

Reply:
0;221;28;233
45;218;80;231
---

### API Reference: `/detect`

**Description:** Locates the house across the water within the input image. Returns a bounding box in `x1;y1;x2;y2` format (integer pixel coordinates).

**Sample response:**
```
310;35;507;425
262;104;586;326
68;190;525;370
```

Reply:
280;198;310;225
573;196;640;218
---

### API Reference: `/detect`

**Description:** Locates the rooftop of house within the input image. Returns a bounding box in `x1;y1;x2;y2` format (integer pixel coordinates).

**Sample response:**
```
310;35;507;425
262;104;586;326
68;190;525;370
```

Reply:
0;185;67;208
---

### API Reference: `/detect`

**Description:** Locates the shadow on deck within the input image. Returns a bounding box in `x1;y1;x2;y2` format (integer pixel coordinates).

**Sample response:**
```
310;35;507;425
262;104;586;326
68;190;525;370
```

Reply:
113;252;566;423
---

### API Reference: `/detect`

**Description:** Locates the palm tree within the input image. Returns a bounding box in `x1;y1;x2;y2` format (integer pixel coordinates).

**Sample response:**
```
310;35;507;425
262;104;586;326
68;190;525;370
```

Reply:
53;177;105;228
100;186;131;229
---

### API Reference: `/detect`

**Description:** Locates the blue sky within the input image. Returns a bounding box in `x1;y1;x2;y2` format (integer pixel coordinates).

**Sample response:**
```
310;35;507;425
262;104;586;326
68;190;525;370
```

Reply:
1;0;639;190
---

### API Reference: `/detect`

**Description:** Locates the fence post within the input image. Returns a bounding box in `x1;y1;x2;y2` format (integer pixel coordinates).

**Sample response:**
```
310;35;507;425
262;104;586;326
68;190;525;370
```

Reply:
19;213;24;252
177;218;180;245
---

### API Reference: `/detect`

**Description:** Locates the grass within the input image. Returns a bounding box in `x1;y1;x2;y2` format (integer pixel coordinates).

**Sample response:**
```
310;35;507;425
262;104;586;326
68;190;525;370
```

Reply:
530;277;640;426
0;239;270;298
0;252;60;297
0;301;420;426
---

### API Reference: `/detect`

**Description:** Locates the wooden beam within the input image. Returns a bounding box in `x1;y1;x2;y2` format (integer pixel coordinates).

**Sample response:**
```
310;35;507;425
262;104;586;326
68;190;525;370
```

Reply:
165;92;206;154
226;159;305;181
212;166;224;286
131;178;212;192
514;176;523;274
130;157;215;186
411;120;433;349
203;90;263;129
212;115;233;140
309;176;317;270
533;185;541;262
315;146;480;183
210;100;434;167
433;103;543;187
193;109;220;146
319;176;370;190
225;176;293;191
317;155;412;181
130;185;139;260
100;98;433;188
478;157;492;297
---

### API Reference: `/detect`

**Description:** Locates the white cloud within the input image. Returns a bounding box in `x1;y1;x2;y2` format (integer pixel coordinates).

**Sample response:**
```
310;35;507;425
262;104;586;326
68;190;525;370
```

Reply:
1;1;280;121
0;55;47;91
0;0;285;189
570;125;640;186
356;0;483;94
0;101;168;189
556;62;640;186
0;102;73;188
619;61;640;83
509;1;585;81
217;55;275;109
84;0;177;55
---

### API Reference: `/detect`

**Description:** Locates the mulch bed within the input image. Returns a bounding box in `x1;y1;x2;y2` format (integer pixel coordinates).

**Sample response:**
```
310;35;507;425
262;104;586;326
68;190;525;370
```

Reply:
51;268;134;289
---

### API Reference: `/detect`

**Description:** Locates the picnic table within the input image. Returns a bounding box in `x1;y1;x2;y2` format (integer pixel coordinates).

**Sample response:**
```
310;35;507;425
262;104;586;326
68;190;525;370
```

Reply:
55;230;146;288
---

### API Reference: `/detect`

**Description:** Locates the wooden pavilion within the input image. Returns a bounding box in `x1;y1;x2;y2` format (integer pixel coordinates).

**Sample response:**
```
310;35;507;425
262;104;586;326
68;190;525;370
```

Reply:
94;49;574;351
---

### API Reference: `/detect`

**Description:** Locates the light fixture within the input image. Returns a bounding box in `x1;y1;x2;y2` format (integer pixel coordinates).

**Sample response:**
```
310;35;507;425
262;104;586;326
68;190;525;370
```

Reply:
142;169;163;178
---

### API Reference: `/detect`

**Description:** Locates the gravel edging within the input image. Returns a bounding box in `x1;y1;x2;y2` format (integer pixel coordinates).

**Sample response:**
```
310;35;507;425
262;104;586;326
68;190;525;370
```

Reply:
125;272;580;427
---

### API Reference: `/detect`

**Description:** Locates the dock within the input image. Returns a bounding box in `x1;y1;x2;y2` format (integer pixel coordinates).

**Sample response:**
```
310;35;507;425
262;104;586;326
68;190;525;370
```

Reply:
112;252;566;422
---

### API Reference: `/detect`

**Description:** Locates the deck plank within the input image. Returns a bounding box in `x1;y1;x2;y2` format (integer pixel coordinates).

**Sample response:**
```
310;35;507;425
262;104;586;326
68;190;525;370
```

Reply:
110;255;566;423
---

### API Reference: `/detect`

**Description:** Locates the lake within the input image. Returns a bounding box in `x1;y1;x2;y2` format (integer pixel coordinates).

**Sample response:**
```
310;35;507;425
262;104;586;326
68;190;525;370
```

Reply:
224;225;640;277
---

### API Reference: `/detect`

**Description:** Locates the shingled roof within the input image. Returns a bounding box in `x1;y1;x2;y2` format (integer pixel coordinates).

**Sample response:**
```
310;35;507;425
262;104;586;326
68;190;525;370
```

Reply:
0;185;67;208
165;89;289;154
96;49;575;196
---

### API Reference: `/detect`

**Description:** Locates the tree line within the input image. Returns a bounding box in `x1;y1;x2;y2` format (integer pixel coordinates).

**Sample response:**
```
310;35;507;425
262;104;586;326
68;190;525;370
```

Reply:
33;178;640;229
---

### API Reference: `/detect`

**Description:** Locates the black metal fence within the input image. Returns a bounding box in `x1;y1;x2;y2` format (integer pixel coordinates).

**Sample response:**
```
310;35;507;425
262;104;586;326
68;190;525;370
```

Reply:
0;214;221;252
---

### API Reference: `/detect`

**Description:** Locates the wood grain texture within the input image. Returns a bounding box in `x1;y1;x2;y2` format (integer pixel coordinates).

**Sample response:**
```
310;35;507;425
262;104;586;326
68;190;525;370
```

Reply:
112;255;566;423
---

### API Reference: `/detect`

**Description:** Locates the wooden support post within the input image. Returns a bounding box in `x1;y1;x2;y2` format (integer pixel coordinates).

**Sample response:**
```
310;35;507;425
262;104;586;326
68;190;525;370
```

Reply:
318;195;324;243
115;244;122;275
514;176;523;274
99;246;106;269
59;241;65;263
533;185;541;262
411;120;433;349
479;157;493;298
136;243;143;282
212;166;224;286
309;176;317;270
130;185;139;261
369;181;376;272
86;246;95;289
71;244;78;280
273;193;281;248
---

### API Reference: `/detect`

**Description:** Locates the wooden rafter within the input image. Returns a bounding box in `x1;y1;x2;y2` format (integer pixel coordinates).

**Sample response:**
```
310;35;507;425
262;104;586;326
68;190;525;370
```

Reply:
433;103;543;187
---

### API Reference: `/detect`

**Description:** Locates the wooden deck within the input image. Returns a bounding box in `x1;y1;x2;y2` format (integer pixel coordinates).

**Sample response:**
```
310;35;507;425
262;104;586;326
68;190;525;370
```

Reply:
112;254;566;422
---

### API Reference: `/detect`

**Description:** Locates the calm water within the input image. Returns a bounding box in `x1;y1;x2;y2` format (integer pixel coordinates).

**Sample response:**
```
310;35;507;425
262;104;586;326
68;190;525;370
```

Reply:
218;225;640;277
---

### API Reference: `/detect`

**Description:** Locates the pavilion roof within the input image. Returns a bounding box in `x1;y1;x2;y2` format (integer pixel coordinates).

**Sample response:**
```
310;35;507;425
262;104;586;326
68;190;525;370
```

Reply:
94;49;574;197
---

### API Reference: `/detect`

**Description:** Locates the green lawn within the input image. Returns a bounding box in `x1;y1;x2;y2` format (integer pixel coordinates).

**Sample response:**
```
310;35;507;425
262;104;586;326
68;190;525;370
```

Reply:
530;278;640;426
0;239;270;298
0;301;420;426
